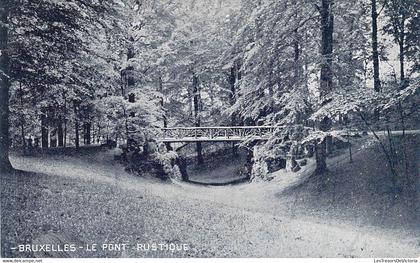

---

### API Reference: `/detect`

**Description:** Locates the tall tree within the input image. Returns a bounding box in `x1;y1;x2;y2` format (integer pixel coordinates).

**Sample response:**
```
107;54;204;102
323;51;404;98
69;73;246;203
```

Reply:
0;0;13;172
383;0;417;88
224;0;314;126
315;0;334;175
371;0;381;92
319;0;334;98
192;72;204;164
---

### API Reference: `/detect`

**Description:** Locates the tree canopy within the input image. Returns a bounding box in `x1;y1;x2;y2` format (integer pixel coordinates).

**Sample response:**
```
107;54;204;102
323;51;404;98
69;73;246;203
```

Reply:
0;0;418;174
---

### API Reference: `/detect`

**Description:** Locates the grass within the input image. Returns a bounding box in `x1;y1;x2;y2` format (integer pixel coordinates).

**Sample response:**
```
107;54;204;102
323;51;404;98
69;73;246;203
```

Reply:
1;135;418;258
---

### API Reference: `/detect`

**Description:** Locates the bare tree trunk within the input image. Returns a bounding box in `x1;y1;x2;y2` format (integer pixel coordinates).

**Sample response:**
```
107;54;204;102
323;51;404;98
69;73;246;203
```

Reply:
347;131;353;163
123;107;129;143
325;135;333;155
398;21;406;88
20;122;26;151
319;0;334;98
75;120;79;148
41;110;49;149
315;117;330;174
237;60;242;82
293;27;304;124
315;139;327;174
229;64;236;106
57;118;64;147
63;92;67;147
192;73;203;165
371;0;382;92
159;76;167;128
91;123;96;144
97;125;101;144
84;123;91;145
0;0;12;171
50;128;57;148
64;120;67;147
315;0;334;175
87;123;91;145
293;28;302;82
229;63;238;155
73;101;80;149
159;75;171;149
18;81;26;150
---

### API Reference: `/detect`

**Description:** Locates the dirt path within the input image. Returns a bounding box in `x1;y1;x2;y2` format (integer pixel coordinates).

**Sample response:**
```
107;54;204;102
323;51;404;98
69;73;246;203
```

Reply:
187;151;248;184
3;148;419;258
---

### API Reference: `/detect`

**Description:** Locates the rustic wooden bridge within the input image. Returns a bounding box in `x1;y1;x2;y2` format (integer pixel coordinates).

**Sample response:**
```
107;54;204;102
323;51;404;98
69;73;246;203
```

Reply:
160;126;281;143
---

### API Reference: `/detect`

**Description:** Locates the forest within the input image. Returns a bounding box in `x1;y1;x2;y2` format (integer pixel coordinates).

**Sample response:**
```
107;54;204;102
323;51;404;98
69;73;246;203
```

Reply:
0;0;419;259
0;0;419;176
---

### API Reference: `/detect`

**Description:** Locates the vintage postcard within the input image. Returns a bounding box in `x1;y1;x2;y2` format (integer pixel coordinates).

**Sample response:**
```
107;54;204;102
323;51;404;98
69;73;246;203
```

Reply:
0;0;418;262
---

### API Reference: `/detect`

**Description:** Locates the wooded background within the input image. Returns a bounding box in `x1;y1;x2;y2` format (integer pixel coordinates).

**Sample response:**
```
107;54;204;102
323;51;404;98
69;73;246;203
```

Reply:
0;0;418;175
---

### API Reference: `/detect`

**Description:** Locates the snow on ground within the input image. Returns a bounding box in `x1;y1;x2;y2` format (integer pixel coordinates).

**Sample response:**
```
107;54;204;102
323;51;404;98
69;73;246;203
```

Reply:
2;137;419;258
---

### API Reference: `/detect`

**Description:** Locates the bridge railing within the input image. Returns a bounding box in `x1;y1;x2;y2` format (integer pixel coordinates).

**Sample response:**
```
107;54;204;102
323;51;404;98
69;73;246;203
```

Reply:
161;126;283;142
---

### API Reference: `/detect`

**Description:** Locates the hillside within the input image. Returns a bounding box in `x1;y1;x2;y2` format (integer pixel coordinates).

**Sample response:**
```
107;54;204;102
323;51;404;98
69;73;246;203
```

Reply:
1;134;418;258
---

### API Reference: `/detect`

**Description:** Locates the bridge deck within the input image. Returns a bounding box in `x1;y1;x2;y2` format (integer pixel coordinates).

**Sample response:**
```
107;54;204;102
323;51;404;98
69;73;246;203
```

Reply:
160;126;281;143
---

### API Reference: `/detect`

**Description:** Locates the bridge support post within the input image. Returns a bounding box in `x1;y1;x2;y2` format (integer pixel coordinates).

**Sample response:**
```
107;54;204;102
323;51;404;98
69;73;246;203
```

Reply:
245;147;254;180
175;156;189;181
232;142;238;156
165;142;173;151
196;141;204;165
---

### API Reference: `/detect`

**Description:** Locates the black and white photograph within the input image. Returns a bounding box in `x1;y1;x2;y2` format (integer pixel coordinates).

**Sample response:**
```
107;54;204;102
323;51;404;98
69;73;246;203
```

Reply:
0;0;419;261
